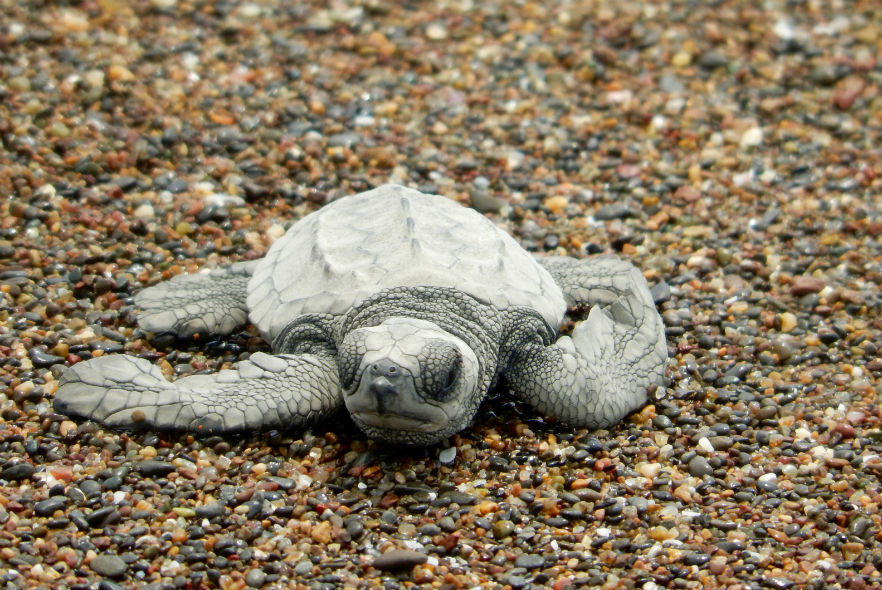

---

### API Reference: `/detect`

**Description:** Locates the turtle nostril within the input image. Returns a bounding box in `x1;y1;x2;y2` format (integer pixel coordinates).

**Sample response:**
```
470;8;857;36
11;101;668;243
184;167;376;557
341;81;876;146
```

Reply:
370;360;404;378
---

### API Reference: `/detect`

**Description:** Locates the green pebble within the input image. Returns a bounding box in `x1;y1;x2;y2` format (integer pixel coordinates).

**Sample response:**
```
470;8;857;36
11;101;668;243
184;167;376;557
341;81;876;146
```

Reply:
492;519;515;538
172;507;196;517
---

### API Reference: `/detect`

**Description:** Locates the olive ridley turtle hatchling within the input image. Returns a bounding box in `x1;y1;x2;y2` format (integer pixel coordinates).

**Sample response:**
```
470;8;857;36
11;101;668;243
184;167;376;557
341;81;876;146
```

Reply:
55;184;667;445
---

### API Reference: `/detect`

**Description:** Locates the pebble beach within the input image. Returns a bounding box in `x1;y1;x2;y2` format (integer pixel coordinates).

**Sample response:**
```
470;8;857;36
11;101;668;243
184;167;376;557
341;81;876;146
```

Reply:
1;0;881;589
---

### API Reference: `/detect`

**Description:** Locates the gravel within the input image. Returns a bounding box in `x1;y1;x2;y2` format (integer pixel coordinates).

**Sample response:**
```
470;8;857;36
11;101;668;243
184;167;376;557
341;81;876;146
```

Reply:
1;1;880;589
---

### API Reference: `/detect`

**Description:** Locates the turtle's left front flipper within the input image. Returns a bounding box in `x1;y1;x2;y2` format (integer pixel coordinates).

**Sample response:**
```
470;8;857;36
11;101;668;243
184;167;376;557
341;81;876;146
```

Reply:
504;257;667;429
54;351;342;434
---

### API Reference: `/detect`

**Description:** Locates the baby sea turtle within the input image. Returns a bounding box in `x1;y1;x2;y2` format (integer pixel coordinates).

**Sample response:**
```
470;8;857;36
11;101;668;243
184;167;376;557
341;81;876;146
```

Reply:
55;184;667;445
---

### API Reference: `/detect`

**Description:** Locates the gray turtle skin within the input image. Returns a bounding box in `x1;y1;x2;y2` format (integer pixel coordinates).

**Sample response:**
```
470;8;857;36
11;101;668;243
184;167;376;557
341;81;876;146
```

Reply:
54;184;667;445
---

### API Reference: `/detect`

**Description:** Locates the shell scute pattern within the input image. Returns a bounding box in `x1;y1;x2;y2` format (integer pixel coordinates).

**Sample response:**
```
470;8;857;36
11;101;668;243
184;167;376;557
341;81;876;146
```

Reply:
247;185;566;341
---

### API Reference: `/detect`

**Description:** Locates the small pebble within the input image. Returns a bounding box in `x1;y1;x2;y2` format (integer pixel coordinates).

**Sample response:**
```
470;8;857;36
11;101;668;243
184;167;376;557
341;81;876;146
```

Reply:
438;447;456;464
89;554;128;579
514;554;545;569
688;455;715;477
740;127;763;149
372;549;427;571
137;460;176;477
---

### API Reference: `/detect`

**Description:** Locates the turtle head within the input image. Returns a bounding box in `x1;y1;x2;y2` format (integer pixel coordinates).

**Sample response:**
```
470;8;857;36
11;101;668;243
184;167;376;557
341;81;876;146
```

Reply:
340;317;482;445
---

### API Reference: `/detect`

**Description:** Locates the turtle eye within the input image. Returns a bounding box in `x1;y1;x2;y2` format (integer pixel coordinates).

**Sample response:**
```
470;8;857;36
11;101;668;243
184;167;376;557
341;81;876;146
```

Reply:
422;342;461;401
442;364;459;393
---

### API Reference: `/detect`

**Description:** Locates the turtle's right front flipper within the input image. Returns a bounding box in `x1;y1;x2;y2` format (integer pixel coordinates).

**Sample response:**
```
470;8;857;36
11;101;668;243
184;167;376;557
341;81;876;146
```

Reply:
54;350;342;434
136;260;259;338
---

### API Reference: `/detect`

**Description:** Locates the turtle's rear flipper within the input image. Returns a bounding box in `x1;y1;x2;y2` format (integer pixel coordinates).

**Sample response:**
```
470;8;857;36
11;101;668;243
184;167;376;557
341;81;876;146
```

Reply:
54;351;342;434
505;256;667;429
135;260;258;338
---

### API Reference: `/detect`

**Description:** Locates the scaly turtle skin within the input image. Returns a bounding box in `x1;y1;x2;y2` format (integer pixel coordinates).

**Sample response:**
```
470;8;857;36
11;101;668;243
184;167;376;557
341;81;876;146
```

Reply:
54;184;667;445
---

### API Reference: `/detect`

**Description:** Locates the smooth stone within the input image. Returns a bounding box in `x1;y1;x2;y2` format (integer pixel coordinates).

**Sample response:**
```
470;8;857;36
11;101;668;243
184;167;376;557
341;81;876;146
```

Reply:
371;549;427;571
651;280;672;304
85;506;120;527
90;341;125;353
438;516;456;532
688;455;715;477
740;127;763;149
593;203;632;220
194;502;226;519
790;275;826;295
78;479;102;498
90;554;128;579
470;190;507;213
137;460;176;477
438;447;456;464
698;50;728;69
708;436;734;450
327;132;361;148
345;517;364;538
2;463;36;480
293;560;312;575
658;73;685;93
849;516;870;538
35;496;68;516
652;415;673;429
439;490;476;505
29;348;65;368
492;520;515;538
683;552;711;565
757;479;779;493
716;540;744;553
514;553;545;569
244;568;266;588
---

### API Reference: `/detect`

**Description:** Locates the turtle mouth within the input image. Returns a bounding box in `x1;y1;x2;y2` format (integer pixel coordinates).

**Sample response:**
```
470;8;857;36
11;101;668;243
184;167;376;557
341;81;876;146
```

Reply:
351;411;447;432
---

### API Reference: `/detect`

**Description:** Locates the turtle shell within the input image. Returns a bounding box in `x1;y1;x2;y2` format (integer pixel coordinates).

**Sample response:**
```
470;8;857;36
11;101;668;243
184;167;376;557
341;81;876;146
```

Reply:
247;185;566;341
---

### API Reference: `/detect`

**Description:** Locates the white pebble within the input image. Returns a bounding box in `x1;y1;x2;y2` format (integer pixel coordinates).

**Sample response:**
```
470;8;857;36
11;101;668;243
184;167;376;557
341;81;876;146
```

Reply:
426;23;448;40
439;447;456;464
159;559;182;576
133;203;155;219
650;114;667;130
664;97;685;114
266;223;286;242
506;149;525;169
294;473;313;490
204;193;245;208
740;127;763;149
697;436;715;453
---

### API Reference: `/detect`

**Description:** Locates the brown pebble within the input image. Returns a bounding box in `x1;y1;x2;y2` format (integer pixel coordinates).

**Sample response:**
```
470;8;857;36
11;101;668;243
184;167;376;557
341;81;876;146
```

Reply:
833;77;866;110
841;542;864;561
833;423;855;439
708;556;728;575
310;520;333;544
674;185;702;202
58;421;78;437
790;276;826;296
